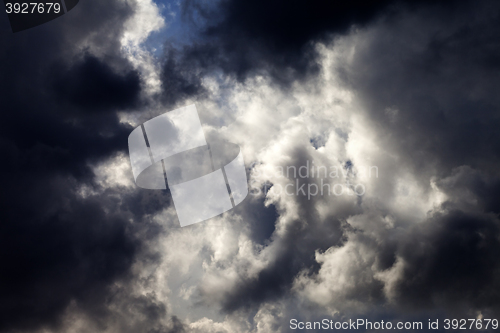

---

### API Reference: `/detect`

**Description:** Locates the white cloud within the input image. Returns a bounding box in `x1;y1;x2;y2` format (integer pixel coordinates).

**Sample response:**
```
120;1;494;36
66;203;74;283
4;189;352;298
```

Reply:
120;0;166;94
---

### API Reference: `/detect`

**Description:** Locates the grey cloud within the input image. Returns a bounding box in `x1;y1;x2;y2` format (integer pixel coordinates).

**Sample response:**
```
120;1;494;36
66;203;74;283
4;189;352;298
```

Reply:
0;0;174;332
343;0;500;179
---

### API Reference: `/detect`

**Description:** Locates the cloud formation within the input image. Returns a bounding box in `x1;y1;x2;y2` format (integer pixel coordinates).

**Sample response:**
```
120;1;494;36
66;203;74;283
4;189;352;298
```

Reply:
1;0;500;332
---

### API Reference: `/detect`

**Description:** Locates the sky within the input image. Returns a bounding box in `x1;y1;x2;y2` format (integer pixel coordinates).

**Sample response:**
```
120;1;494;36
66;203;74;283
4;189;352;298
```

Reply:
1;0;500;332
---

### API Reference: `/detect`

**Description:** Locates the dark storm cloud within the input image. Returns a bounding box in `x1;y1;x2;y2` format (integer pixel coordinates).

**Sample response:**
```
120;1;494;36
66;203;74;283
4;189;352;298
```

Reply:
159;0;457;96
396;209;500;312
0;1;172;332
53;54;142;111
0;18;137;179
330;0;500;317
344;0;500;179
0;187;136;331
160;47;206;107
0;134;173;330
384;167;500;313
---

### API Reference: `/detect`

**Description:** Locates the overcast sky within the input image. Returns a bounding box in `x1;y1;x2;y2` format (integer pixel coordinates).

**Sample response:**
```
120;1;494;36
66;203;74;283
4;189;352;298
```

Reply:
1;0;500;332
